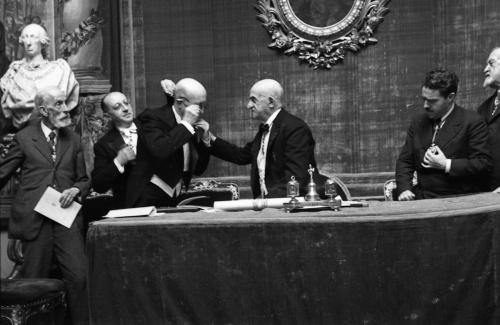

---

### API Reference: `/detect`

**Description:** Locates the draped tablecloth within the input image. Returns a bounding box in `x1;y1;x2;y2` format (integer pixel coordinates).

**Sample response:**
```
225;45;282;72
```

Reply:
87;193;500;324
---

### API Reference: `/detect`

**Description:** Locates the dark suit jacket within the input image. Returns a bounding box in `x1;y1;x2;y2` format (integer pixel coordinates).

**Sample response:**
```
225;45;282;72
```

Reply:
477;92;500;190
91;122;139;209
395;105;491;199
0;122;90;240
211;109;320;198
125;105;210;207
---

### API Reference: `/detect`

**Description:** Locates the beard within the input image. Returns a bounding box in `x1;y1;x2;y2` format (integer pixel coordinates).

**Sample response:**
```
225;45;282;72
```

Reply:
52;116;71;128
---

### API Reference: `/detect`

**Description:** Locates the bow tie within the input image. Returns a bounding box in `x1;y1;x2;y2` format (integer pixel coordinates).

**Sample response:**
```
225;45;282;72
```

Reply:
259;123;270;133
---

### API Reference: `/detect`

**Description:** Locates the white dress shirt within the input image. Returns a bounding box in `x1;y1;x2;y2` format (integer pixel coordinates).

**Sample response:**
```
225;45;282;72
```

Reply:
113;122;138;173
257;109;281;197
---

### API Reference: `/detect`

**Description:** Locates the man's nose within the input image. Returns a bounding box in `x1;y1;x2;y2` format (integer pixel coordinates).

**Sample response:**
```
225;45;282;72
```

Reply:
484;65;490;73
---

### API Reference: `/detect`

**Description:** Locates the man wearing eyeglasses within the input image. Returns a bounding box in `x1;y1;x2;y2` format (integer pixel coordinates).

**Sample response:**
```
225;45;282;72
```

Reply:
125;78;210;208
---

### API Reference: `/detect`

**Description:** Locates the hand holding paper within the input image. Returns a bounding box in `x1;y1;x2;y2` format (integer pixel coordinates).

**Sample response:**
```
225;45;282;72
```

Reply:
60;187;80;208
34;187;81;228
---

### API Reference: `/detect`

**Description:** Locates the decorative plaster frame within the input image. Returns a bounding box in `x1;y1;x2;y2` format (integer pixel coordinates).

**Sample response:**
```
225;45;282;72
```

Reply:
255;0;390;69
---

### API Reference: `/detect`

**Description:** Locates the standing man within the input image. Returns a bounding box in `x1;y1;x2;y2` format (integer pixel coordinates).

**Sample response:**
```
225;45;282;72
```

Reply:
125;78;210;207
0;86;90;324
91;92;139;209
477;47;500;193
207;79;321;198
396;69;491;200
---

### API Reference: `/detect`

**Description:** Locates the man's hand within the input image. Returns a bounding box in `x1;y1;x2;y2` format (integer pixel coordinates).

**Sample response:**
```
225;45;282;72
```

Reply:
194;119;212;146
398;190;416;201
493;187;500;194
182;104;202;125
115;146;136;166
160;79;175;96
60;187;80;208
422;145;447;170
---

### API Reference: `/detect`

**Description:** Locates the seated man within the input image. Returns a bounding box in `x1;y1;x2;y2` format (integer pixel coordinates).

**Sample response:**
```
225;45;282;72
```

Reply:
396;69;491;200
0;86;89;324
91;92;139;209
125;78;210;207
205;79;323;198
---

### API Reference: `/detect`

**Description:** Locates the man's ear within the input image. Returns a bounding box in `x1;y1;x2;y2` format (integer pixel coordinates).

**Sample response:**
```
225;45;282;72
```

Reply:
268;97;275;108
38;106;48;117
447;92;456;102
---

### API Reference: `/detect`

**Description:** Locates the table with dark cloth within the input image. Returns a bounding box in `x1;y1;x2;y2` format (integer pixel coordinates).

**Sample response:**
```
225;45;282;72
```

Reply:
87;193;500;325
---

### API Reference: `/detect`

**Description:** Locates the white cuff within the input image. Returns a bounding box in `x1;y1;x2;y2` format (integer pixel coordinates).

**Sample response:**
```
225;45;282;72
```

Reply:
113;158;125;174
445;159;451;173
180;121;195;134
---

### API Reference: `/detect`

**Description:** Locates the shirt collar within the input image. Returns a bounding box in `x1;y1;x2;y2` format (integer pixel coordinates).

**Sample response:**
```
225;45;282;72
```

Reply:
40;121;58;139
172;106;182;124
264;108;281;127
117;122;137;133
440;103;455;123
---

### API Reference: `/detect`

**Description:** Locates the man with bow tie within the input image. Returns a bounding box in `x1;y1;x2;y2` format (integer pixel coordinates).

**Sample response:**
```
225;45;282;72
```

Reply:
92;92;139;209
477;47;500;193
125;78;210;207
206;79;321;198
396;69;491;200
0;86;90;324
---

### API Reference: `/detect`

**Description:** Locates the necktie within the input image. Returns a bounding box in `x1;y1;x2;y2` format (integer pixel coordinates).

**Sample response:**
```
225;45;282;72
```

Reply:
48;131;56;162
259;123;270;133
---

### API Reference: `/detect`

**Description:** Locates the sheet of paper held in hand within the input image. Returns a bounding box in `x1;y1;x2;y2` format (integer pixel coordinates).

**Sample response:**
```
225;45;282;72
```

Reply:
34;187;81;228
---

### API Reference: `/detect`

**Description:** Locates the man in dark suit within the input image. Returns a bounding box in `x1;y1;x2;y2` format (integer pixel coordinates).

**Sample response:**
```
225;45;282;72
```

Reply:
0;86;90;324
126;78;210;207
92;92;138;209
477;47;500;193
396;69;491;200
206;79;321;198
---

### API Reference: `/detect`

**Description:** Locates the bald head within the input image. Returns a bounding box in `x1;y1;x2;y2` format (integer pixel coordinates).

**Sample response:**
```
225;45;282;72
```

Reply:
484;47;500;89
175;78;207;103
173;78;207;116
250;79;284;103
247;79;284;121
102;92;134;128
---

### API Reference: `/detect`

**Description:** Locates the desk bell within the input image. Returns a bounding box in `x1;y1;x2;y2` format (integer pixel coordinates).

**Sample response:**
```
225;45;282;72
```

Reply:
304;164;320;201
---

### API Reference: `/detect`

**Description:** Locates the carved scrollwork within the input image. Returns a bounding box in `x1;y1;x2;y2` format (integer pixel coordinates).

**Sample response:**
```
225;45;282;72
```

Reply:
255;0;390;69
60;8;105;60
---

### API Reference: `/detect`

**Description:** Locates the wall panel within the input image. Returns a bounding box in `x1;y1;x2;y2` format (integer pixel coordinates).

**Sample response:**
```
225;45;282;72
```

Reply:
140;0;500;178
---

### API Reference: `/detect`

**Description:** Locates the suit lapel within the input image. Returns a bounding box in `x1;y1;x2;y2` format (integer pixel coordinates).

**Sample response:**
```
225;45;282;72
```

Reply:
31;123;53;163
490;96;500;123
108;127;126;153
435;106;462;150
267;110;284;151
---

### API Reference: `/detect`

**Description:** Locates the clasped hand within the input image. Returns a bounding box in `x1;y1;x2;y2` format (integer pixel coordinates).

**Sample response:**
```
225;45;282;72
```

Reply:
59;187;80;208
421;145;447;170
116;146;136;165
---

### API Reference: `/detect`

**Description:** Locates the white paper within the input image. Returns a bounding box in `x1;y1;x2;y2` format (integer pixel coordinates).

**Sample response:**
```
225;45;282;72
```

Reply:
34;187;81;228
104;206;156;218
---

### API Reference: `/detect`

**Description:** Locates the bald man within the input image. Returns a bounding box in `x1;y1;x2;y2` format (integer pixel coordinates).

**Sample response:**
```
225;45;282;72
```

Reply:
125;78;210;207
91;92;139;209
208;79;321;198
